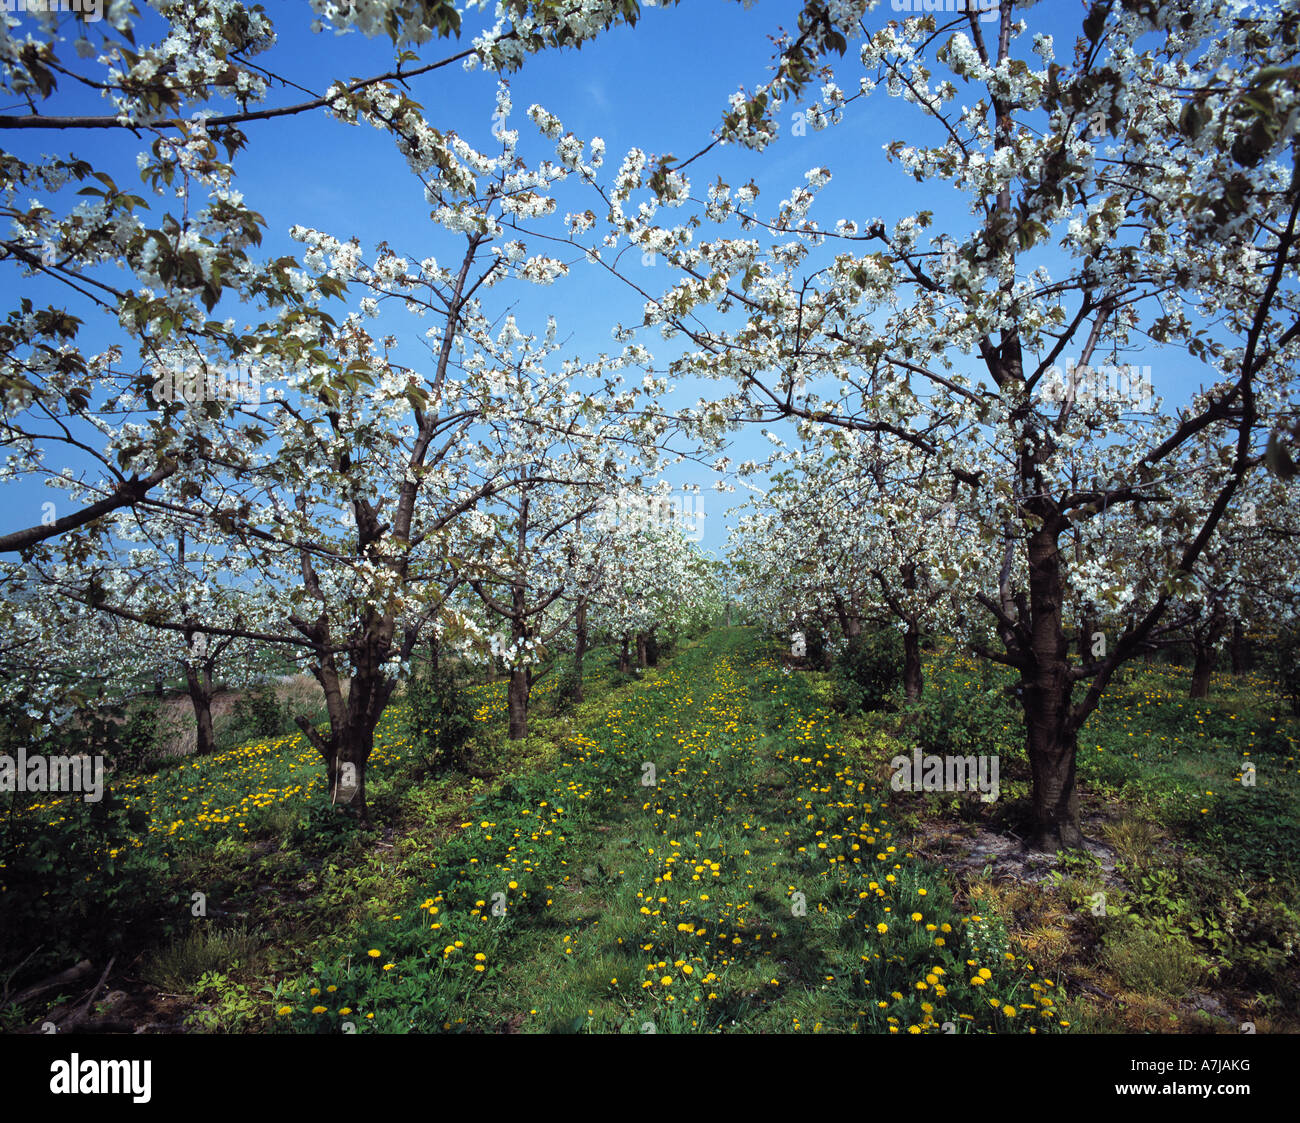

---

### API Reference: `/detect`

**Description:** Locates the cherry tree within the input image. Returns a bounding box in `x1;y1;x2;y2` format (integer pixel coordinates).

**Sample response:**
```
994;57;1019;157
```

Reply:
586;505;720;671
22;507;291;755
1072;436;1300;700
453;323;676;738
574;0;1300;848
733;429;992;696
2;2;702;821
1;0;685;544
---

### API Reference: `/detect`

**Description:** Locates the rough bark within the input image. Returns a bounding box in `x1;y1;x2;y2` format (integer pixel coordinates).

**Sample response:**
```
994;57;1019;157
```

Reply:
1189;606;1227;699
330;728;371;819
295;615;393;823
833;593;864;640
507;579;531;740
903;622;923;701
1078;609;1098;664
183;663;216;756
897;562;923;700
570;597;587;703
1189;645;1214;698
1229;618;1247;674
507;667;530;740
1022;521;1087;851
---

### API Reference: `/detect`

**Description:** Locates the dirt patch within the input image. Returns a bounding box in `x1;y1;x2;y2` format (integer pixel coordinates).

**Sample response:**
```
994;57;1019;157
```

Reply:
16;970;195;1035
910;814;1120;886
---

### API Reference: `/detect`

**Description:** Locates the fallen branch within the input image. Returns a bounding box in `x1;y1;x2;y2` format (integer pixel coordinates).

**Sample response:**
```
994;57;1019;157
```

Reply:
50;957;115;1032
8;959;93;1008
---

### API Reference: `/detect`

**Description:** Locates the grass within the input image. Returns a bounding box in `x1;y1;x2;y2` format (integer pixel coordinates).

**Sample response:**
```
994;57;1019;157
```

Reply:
1101;924;1206;998
141;922;268;994
2;630;1296;1034
846;644;1300;1032
273;630;1059;1034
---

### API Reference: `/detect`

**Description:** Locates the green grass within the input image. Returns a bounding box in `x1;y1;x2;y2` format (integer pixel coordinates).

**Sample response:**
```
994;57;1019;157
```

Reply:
860;646;1300;1030
140;922;269;994
275;630;1059;1034
3;631;1296;1034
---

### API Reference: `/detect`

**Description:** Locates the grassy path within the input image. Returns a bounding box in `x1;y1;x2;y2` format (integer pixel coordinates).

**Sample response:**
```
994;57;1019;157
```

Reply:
284;629;1059;1033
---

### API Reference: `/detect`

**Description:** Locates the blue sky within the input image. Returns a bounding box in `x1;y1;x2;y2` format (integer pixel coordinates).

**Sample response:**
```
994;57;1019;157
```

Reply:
3;0;1222;559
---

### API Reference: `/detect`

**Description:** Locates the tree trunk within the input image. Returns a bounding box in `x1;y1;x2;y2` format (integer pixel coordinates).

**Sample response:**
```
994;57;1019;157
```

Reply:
296;622;395;824
1189;607;1227;698
1229;618;1247;674
835;593;863;641
183;663;216;756
646;627;659;667
1021;522;1087;851
1189;642;1214;698
507;667;530;740
903;622;923;701
1024;696;1083;852
429;632;440;672
618;634;630;673
331;724;370;818
725;602;732;627
1078;609;1097;664
635;632;648;669
506;580;532;740
333;631;394;820
571;597;587;703
297;704;375;824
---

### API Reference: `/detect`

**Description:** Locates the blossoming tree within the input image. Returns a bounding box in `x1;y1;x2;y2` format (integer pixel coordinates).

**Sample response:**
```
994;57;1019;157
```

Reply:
577;0;1300;848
